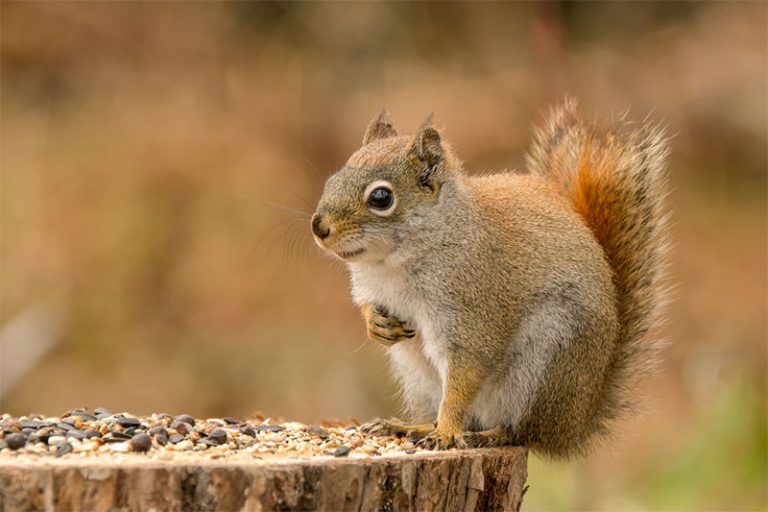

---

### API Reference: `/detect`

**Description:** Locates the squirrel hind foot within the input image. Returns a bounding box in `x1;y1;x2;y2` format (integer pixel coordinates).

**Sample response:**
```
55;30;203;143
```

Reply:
462;426;518;449
359;418;434;439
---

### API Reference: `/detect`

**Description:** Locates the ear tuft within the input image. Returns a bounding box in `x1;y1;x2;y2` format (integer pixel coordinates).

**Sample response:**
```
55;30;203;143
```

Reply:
408;115;444;189
408;115;443;168
362;110;398;145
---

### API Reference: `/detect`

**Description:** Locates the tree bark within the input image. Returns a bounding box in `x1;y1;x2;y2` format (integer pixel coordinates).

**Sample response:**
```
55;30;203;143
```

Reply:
0;447;527;511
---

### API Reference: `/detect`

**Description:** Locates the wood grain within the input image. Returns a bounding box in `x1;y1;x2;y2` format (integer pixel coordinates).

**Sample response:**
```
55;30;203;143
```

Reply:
0;447;527;511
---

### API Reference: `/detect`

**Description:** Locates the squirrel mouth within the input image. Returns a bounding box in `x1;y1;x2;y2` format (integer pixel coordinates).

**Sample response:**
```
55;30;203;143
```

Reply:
336;247;365;259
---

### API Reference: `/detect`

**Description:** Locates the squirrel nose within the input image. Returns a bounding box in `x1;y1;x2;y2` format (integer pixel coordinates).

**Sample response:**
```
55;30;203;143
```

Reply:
311;213;331;240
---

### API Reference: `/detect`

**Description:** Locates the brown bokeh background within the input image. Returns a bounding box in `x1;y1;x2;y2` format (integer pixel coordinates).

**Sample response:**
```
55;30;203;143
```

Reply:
1;2;766;510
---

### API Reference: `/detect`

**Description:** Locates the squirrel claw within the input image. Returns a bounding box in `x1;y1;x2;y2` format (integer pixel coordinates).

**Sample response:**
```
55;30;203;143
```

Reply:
415;430;467;450
360;418;434;440
362;305;417;346
360;417;396;436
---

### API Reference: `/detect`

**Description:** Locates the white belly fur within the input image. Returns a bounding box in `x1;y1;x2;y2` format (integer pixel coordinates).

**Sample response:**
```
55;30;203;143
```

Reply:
350;263;445;414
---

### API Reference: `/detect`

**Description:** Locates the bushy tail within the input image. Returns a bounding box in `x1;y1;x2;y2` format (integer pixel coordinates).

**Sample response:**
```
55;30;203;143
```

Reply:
527;99;671;424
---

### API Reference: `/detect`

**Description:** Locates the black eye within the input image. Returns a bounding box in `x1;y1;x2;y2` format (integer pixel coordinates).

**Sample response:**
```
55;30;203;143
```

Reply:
367;186;394;210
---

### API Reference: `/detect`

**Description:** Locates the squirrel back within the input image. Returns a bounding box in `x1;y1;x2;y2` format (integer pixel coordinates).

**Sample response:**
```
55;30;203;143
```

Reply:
527;100;671;437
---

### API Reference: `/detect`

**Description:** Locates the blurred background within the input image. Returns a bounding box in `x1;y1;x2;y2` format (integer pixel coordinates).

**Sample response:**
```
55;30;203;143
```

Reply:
1;2;765;510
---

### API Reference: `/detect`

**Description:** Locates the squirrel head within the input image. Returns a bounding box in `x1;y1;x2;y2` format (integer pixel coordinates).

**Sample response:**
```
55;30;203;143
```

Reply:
312;111;460;263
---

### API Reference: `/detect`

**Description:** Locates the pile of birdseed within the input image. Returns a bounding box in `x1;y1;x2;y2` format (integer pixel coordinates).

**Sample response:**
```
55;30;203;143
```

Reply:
0;409;426;462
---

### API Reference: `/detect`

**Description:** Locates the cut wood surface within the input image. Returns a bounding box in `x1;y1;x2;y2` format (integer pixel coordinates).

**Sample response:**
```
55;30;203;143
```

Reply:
0;447;528;511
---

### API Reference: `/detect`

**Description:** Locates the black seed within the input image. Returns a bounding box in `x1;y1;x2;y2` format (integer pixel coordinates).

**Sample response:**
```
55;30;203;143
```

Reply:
20;419;46;429
197;438;219;448
94;407;112;415
155;434;168;446
21;428;36;437
238;424;257;437
5;433;26;450
157;413;173;420
55;442;73;457
116;416;141;428
256;424;283;433
169;434;185;444
129;433;152;452
333;445;351;457
124;427;136;436
57;422;75;431
103;432;131;443
223;417;241;425
66;430;86;440
175;414;196;426
83;429;101;438
208;428;227;445
171;421;192;435
61;418;79;427
96;412;112;420
149;426;168;438
307;425;330;439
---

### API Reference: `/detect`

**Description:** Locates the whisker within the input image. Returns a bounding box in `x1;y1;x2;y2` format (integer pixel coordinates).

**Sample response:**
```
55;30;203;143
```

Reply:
249;218;304;260
261;183;316;212
340;338;370;355
256;198;311;218
302;158;324;177
280;221;317;270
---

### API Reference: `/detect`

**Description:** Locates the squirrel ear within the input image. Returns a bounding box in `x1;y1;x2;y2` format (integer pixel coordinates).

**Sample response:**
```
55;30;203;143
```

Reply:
362;110;398;145
408;115;444;188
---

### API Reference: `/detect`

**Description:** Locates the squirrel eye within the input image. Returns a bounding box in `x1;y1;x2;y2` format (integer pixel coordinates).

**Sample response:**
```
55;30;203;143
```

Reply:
364;181;396;216
368;187;393;209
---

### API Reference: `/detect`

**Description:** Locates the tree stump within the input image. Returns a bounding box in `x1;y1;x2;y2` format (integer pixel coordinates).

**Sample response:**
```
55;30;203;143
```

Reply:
0;448;528;511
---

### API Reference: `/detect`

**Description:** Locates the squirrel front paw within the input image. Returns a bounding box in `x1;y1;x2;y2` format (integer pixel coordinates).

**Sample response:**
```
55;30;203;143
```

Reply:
361;304;416;347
